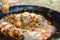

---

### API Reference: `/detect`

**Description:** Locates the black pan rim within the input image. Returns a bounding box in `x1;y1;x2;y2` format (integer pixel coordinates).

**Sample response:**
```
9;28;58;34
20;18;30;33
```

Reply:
9;5;60;13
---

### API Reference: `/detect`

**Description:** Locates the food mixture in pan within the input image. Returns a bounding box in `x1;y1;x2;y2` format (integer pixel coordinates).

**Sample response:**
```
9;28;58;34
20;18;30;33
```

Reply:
0;12;56;40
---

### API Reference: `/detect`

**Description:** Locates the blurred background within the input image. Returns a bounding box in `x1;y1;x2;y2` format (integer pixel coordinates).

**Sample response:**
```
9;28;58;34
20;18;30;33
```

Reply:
0;0;60;12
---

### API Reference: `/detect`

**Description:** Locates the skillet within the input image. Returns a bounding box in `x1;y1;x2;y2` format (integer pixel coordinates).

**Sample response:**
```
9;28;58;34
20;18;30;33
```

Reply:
0;5;60;40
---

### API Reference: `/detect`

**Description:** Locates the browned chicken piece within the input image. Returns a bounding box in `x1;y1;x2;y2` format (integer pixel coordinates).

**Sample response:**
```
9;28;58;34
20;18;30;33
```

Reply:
6;16;18;27
5;14;22;28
